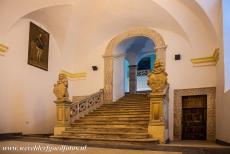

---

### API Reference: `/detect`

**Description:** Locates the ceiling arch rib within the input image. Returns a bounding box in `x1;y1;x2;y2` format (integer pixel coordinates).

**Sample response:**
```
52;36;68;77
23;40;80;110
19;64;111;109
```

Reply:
23;5;73;52
152;0;217;50
179;0;217;41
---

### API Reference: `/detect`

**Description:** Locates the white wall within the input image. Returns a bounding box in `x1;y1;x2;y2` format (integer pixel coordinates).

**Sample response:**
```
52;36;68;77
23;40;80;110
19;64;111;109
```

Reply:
0;0;221;139
223;0;230;92
158;28;216;140
0;19;61;134
216;0;230;144
113;56;125;102
70;28;216;140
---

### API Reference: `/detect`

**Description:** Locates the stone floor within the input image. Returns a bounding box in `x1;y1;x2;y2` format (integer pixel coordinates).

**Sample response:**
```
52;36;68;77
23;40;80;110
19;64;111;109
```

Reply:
0;137;230;154
0;141;181;154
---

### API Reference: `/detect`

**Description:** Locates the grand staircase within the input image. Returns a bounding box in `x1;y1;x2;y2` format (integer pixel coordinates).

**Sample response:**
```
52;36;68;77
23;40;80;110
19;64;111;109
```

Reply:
55;94;158;143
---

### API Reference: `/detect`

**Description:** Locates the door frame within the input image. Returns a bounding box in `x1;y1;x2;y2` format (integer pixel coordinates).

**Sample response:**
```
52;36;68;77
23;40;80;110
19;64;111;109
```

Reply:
174;87;216;141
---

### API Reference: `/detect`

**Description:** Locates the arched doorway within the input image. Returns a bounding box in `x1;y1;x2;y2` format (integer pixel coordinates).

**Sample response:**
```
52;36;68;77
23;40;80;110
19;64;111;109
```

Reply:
103;27;167;103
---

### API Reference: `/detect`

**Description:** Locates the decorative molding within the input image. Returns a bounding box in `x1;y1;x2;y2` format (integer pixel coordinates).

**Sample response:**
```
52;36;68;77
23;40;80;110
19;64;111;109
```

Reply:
0;43;8;56
191;48;220;66
174;87;216;141
61;70;86;79
154;45;168;50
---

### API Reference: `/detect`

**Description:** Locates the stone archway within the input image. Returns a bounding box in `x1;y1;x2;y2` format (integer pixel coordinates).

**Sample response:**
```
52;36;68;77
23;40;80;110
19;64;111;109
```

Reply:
103;27;167;103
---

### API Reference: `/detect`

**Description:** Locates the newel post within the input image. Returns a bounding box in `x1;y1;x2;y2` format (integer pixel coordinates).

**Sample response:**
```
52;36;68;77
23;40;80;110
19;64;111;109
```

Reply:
147;59;169;143
53;73;71;136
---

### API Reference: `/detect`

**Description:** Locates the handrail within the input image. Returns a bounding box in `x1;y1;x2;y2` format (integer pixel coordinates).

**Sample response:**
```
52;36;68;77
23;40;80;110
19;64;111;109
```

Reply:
70;89;104;123
137;69;150;76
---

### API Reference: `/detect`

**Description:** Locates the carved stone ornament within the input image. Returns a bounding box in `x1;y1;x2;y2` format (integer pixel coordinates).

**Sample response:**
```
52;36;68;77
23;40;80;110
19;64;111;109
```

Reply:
53;73;69;101
147;59;168;93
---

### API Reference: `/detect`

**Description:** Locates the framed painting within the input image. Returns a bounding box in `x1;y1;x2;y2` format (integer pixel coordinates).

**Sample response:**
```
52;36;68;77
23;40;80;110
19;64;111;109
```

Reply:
28;22;50;71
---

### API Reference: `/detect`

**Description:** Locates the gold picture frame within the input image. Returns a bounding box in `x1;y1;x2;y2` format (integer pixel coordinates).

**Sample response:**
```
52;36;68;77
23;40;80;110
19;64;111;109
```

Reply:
28;22;50;71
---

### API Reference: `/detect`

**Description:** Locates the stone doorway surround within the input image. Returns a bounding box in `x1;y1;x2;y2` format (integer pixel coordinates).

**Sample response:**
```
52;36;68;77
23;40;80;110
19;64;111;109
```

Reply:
174;87;216;141
103;27;167;103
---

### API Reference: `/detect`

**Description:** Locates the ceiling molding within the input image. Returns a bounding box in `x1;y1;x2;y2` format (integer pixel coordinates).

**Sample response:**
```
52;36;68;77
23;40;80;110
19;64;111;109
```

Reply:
191;48;219;67
61;70;86;79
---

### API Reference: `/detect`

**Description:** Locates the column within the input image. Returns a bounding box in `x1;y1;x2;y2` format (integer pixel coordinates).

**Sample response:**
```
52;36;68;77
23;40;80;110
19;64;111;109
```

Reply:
129;65;137;94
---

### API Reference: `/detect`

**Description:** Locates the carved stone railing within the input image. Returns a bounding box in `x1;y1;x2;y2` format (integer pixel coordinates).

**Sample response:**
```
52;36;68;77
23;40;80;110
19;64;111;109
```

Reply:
52;73;104;136
70;89;104;123
137;69;150;76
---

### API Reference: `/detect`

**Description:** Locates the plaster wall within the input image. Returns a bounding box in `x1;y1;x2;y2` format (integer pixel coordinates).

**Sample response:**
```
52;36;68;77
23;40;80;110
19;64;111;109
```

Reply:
216;0;230;143
0;19;61;134
70;28;216;140
0;0;221;140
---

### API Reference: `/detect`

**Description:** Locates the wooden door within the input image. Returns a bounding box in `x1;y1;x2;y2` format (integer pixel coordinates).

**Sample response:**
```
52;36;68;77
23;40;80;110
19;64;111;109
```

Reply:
182;95;207;140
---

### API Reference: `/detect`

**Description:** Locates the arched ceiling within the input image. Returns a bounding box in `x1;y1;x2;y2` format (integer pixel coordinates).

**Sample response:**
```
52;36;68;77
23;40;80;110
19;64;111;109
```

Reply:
116;36;154;55
24;5;73;51
116;36;155;65
0;0;219;61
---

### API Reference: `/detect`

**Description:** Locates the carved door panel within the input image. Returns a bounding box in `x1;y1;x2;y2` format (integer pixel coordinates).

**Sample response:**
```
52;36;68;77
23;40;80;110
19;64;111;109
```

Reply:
182;95;207;140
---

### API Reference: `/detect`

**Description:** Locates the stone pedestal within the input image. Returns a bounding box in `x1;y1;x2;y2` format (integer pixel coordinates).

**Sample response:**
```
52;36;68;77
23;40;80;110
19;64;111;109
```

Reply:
53;100;71;136
148;90;168;143
129;65;137;94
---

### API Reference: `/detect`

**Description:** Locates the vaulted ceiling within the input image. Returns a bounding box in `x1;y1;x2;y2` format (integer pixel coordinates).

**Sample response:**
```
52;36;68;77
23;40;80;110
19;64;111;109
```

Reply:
0;0;221;59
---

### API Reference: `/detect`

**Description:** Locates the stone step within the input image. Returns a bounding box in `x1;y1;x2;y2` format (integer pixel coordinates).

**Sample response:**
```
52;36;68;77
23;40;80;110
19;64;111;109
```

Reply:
54;94;153;142
74;121;149;125
91;110;149;114
88;112;149;116
81;116;149;121
77;117;149;121
100;104;149;108
116;100;149;103
98;106;150;110
119;97;149;100
85;114;149;118
66;127;147;133
61;131;149;139
121;96;149;99
94;108;149;112
53;135;158;144
70;124;148;128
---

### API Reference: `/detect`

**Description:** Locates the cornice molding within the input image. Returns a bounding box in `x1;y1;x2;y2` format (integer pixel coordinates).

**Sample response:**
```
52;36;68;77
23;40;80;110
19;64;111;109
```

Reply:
61;70;86;79
0;43;8;56
191;48;220;67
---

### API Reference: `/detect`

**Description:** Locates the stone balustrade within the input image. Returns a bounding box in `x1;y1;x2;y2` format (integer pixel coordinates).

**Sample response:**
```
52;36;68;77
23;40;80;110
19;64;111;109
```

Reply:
52;73;104;136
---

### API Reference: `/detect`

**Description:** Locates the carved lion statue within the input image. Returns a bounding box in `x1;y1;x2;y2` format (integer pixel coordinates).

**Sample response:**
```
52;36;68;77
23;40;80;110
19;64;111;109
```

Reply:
147;59;168;93
53;73;69;101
